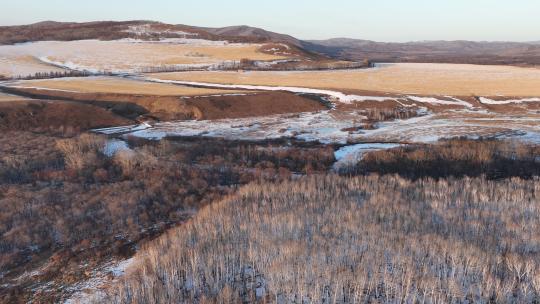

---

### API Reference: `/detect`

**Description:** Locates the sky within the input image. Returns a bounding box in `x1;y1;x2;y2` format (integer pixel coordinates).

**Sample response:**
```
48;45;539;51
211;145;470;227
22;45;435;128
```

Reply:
1;0;539;42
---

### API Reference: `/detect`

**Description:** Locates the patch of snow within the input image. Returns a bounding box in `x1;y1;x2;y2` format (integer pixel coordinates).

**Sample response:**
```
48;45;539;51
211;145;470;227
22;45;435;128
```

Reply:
192;93;252;98
64;258;135;304
118;37;234;46
38;56;101;74
334;143;402;161
124;24;199;37
333;143;402;170
93;122;152;135
253;59;301;68
103;139;131;157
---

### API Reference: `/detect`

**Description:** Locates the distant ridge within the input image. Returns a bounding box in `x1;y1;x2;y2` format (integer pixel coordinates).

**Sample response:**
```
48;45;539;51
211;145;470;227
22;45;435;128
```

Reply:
0;20;538;65
198;25;302;46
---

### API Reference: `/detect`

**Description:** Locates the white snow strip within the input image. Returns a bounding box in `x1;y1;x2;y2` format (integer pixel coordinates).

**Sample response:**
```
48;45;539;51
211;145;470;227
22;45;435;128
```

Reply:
479;97;540;105
93;122;152;135
407;96;474;108
192;93;252;98
144;77;399;104
124;24;198;37
117;38;235;46
39;56;101;74
4;85;79;93
334;143;402;161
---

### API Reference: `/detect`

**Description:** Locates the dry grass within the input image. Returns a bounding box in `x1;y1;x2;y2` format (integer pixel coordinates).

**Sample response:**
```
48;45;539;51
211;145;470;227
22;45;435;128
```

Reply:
149;63;540;96
10;77;248;96
0;92;28;102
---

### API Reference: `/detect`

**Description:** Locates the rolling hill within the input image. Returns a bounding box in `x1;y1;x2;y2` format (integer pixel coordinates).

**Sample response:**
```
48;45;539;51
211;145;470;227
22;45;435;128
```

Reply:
0;20;538;66
302;38;540;65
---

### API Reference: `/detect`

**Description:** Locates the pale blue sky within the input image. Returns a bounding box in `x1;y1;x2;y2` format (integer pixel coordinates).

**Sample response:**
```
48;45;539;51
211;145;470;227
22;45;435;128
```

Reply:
2;0;539;42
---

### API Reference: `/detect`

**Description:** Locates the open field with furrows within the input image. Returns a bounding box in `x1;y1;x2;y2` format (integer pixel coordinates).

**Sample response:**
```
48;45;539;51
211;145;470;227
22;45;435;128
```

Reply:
6;77;248;96
149;63;540;96
0;40;290;77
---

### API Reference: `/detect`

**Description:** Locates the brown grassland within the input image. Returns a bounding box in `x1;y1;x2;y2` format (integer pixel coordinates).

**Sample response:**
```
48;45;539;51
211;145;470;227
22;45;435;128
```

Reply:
7;77;248;96
1;85;325;122
0;92;27;102
0;99;132;133
149;63;540;96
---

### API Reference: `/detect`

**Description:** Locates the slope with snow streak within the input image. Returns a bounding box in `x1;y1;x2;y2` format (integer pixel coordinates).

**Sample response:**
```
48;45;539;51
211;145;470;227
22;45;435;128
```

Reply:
144;77;399;104
479;97;540;105
142;77;485;108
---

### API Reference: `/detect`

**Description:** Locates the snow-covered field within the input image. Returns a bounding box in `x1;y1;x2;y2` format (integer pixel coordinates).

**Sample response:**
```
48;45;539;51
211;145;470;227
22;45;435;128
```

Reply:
94;109;540;145
0;39;288;77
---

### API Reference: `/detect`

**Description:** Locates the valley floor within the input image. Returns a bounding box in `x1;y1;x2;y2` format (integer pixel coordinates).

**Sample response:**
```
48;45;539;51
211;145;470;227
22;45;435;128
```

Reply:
1;60;540;303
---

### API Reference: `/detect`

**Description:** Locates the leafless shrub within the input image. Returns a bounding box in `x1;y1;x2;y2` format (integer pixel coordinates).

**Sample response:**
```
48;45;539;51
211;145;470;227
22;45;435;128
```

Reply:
359;107;420;122
351;139;540;179
101;174;540;303
56;134;106;170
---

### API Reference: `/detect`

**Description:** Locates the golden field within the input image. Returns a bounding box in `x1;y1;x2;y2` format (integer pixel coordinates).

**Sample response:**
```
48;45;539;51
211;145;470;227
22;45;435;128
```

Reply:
149;63;540;96
0;92;28;102
9;77;248;96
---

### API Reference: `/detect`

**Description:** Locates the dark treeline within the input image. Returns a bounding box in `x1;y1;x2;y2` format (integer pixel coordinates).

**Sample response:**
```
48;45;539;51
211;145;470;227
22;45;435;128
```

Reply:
360;107;420;122
343;139;540;179
15;70;111;80
138;59;366;74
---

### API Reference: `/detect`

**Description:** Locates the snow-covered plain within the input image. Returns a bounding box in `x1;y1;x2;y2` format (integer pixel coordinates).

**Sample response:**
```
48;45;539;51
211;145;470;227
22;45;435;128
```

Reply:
94;109;540;145
0;39;284;77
